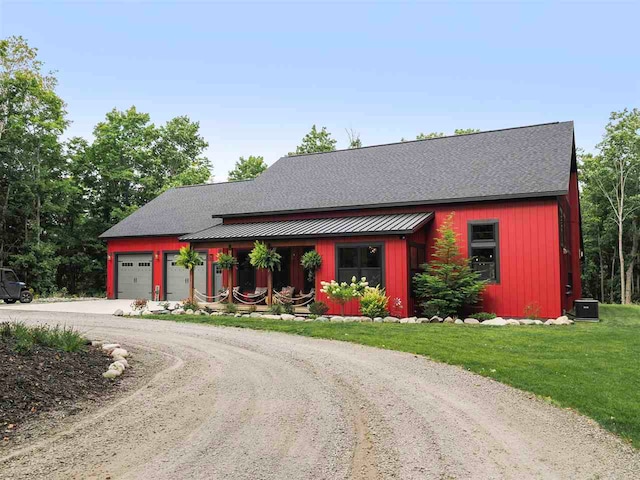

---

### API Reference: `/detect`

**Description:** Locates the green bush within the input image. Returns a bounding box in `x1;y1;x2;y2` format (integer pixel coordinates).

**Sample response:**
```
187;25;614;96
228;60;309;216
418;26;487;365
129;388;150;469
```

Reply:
413;213;486;318
282;302;295;315
0;322;86;353
269;303;284;315
181;298;200;312
359;286;389;318
474;312;497;321
223;302;238;314
309;301;329;316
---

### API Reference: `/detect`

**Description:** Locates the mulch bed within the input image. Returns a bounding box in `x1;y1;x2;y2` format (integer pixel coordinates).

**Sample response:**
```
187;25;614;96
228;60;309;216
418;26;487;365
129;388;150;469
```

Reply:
0;340;117;441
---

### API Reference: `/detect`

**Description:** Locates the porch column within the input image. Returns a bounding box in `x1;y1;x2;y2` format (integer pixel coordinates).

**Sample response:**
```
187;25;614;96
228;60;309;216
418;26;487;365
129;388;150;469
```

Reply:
228;246;234;304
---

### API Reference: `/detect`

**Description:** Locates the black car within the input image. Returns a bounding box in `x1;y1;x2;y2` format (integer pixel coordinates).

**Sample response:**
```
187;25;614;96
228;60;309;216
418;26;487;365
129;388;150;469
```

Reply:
0;268;33;304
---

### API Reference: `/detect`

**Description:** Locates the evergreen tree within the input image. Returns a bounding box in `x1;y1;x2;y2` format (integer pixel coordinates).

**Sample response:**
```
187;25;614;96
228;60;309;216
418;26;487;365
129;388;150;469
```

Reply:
413;213;486;317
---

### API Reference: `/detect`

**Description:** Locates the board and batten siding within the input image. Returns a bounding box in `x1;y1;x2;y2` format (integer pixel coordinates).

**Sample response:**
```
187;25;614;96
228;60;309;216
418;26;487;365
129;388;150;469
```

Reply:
425;199;562;318
106;236;221;300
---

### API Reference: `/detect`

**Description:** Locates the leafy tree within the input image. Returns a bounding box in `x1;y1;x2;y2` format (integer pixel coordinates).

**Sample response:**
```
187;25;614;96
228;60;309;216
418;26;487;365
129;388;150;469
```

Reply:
415;132;445;140
290;125;336;155
454;128;480;135
228;155;268;181
174;246;203;302
346;128;362;149
582;109;640;304
248;241;281;305
413;213;486;317
404;128;480;142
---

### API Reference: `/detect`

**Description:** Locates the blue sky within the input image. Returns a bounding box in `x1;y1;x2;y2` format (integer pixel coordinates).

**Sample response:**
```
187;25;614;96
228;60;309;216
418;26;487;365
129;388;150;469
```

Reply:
2;1;638;180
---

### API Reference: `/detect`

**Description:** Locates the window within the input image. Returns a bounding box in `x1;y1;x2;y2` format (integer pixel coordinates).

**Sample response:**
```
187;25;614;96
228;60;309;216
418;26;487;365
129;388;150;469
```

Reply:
468;221;499;283
409;244;426;297
3;271;17;283
336;244;383;287
559;206;567;248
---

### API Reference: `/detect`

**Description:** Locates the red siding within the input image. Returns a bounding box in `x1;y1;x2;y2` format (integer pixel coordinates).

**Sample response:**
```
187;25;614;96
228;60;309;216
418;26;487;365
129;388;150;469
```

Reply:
106;236;221;300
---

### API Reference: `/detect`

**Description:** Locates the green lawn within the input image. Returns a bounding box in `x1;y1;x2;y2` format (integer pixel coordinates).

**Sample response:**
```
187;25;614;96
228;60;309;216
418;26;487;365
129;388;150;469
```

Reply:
147;304;640;448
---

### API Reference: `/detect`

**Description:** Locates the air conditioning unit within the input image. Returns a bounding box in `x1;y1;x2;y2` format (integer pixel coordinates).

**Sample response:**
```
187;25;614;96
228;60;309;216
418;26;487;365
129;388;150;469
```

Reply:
574;299;599;322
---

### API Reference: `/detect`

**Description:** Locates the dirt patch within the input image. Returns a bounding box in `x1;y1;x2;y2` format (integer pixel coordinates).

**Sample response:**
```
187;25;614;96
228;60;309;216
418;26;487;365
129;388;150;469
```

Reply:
0;339;117;443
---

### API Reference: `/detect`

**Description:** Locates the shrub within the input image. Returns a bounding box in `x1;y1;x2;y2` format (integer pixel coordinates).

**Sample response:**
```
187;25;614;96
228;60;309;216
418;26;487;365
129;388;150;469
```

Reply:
320;277;368;316
248;304;258;313
474;312;497;321
413;213;486;318
300;250;322;282
282;302;295;315
359;286;389;318
130;298;148;311
181;298;200;312
269;303;284;315
224;302;238;314
309;301;329;316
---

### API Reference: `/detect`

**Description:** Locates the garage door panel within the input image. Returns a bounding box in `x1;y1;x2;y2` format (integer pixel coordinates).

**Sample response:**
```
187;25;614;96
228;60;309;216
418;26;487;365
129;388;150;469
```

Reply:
117;254;153;299
165;253;206;301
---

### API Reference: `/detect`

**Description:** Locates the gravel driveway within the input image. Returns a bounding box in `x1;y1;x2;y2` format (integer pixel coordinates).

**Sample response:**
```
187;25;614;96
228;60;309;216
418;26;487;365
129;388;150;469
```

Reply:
1;310;638;480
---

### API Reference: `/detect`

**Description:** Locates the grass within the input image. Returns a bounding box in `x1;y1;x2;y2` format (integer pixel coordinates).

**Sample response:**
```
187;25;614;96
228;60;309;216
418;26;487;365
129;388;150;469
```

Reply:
146;304;640;448
0;321;87;353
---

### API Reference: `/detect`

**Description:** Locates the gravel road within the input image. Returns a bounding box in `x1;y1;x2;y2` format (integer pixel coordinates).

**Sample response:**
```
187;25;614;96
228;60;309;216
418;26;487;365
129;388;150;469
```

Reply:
1;310;638;480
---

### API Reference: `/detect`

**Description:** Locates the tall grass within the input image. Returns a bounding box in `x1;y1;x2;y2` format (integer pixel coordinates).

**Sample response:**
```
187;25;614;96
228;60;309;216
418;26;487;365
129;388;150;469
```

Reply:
0;321;87;353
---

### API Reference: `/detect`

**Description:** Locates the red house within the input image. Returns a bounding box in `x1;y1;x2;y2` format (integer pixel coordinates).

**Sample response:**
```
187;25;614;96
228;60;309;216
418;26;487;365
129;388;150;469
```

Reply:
101;122;582;318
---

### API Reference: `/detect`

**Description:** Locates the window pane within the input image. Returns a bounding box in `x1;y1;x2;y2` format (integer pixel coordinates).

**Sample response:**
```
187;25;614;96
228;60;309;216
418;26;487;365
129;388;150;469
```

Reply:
338;247;359;268
471;247;496;281
360;245;381;268
361;268;382;287
471;224;495;241
338;268;359;284
410;246;418;270
4;271;17;282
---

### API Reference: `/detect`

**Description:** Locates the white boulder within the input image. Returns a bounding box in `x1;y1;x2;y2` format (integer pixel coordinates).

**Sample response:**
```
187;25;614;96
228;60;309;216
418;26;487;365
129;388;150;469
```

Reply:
109;362;125;373
110;348;128;358
316;316;329;322
454;319;464;324
429;316;443;323
444;317;455;323
481;318;507;326
383;316;400;323
330;316;345;322
464;318;480;324
113;358;128;368
262;314;281;320
102;343;120;352
506;319;521;326
113;309;124;317
373;317;383;323
519;319;537;325
103;369;121;379
280;314;295;321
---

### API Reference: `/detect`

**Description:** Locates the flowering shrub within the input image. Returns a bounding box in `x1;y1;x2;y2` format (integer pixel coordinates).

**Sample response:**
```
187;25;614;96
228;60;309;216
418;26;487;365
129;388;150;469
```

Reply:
320;277;368;316
359;286;389;318
130;298;148;311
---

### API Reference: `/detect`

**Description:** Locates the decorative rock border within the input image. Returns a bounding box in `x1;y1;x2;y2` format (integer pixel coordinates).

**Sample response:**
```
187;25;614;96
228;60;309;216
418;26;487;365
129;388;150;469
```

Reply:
90;341;132;379
114;307;575;327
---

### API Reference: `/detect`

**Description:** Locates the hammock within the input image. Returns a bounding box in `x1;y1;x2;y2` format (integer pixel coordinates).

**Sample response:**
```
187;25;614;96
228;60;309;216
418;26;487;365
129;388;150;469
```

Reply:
273;288;315;307
233;287;268;305
193;288;229;303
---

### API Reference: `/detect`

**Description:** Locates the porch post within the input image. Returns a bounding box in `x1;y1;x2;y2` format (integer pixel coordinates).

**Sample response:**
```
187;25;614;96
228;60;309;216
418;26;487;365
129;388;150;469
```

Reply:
228;245;234;304
267;270;273;306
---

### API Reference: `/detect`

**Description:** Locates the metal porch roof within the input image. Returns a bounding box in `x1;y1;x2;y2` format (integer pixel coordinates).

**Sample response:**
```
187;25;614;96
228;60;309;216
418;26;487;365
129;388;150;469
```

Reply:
181;211;434;242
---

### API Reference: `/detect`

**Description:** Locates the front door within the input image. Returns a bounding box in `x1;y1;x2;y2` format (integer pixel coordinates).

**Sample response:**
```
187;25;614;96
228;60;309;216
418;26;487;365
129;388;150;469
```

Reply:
236;250;256;292
212;262;224;294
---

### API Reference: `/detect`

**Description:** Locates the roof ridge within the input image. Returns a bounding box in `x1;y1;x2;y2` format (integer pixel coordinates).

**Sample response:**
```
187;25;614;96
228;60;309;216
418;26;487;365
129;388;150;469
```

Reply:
174;179;253;189
285;121;570;159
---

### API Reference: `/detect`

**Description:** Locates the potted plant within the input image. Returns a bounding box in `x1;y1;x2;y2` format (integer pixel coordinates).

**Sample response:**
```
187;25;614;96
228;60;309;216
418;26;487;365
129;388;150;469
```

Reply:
248;241;281;305
175;246;203;303
300;250;322;283
216;251;238;303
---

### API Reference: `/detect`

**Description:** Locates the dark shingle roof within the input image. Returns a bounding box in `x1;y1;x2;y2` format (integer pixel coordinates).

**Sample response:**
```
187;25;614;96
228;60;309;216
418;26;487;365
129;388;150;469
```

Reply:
99;180;253;238
182;212;434;242
102;121;574;239
219;121;574;217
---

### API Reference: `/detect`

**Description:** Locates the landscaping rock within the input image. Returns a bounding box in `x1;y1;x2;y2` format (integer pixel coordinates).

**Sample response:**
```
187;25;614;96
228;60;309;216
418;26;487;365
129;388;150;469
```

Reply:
400;317;417;324
110;348;128;358
316;316;329;322
294;317;306;322
454;319;464;324
113;309;124;316
242;314;250;318
532;320;544;325
281;314;295;321
444;317;455;323
103;369;121;379
464;318;480;324
330;316;345;322
481;318;507;326
506;319;521;326
360;316;373;322
91;340;103;347
383;316;400;323
234;313;242;317
113;358;128;368
194;310;202;315
345;316;362;322
262;314;281;320
544;319;556;325
250;312;262;318
429;316;443;323
109;362;125;373
373;317;383;323
101;343;120;352
185;309;194;315
172;309;184;315
155;309;170;315
555;316;574;325
519;319;536;325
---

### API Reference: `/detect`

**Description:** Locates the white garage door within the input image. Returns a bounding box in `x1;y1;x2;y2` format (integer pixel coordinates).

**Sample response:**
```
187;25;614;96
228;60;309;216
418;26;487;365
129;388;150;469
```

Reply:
165;253;207;301
117;254;153;299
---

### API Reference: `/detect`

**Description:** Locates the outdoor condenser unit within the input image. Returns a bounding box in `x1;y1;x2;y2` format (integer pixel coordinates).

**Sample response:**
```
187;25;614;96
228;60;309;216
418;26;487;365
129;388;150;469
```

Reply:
574;299;599;322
